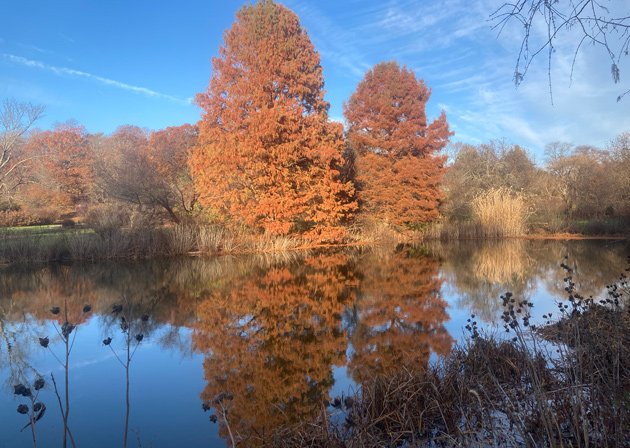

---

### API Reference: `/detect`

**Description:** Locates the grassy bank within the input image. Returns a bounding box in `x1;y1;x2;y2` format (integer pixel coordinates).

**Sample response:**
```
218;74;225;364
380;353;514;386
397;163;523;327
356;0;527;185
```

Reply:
266;261;630;447
423;218;630;241
1;219;628;265
0;224;309;265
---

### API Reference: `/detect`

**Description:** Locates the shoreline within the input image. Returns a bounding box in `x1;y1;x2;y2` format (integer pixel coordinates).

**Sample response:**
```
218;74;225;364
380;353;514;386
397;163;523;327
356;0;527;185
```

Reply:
2;229;628;269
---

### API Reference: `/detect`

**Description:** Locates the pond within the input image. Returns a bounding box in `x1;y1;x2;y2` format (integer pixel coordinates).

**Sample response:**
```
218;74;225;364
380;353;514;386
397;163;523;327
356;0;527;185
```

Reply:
1;239;628;447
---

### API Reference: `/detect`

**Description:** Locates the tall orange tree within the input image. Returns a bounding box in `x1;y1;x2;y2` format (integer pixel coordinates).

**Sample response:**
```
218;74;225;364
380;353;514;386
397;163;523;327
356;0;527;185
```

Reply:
190;0;356;241
344;62;450;227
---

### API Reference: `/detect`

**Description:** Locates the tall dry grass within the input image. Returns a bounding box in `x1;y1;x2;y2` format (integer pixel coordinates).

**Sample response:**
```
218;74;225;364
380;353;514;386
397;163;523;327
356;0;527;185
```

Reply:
0;223;307;264
472;187;528;237
169;223;199;255
423;220;484;240
425;188;529;240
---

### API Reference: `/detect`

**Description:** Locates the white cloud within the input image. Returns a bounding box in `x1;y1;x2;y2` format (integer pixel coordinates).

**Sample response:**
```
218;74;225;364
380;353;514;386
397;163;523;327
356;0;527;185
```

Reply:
2;53;189;105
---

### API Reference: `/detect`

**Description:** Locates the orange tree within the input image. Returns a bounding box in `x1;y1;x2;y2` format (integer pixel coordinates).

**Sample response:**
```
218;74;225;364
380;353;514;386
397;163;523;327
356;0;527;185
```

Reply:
190;0;356;241
344;62;450;227
22;125;94;216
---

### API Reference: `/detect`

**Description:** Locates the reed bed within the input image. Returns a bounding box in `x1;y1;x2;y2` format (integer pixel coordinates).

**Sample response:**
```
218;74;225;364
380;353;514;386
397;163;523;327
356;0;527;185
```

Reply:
426;188;529;240
471;188;528;238
347;221;405;244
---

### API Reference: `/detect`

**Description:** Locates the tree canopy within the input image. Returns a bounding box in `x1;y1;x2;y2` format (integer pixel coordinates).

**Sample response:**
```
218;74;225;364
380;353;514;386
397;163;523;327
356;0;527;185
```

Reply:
190;0;356;241
344;61;450;227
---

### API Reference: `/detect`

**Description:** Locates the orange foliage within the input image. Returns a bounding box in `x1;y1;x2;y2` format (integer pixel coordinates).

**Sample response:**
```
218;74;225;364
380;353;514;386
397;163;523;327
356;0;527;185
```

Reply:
192;253;355;444
191;0;356;241
349;248;453;382
344;62;450;226
23;125;93;213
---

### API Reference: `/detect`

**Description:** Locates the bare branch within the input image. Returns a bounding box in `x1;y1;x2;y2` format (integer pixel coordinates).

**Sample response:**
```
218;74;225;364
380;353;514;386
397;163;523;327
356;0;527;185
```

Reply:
0;99;44;200
491;0;629;100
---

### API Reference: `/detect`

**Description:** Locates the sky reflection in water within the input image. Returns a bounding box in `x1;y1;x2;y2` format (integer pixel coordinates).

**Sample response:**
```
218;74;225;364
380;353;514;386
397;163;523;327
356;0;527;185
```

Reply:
0;239;628;447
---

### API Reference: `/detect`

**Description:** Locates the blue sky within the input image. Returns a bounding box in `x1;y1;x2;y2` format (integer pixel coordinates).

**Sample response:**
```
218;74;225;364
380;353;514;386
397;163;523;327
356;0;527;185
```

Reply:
1;0;628;160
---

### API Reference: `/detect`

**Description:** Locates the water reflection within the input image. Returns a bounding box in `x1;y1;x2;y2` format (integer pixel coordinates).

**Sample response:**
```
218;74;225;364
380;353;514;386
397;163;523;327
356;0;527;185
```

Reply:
349;246;452;382
0;240;627;446
436;240;539;321
434;239;629;322
193;253;354;445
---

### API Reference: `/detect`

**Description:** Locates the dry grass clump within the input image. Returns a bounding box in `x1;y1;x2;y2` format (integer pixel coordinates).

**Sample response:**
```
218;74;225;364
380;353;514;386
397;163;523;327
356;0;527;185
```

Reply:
347;221;405;244
169;223;199;254
197;225;233;253
246;232;304;253
471;187;528;237
424;188;529;240
422;220;484;240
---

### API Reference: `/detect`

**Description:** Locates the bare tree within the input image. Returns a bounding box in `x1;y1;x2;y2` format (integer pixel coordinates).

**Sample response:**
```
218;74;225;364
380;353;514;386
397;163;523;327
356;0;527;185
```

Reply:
0;99;45;201
491;1;630;102
94;125;198;224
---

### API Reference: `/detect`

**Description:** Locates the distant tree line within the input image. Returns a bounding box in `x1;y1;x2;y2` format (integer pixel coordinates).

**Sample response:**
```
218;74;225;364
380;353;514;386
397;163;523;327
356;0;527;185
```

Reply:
444;135;630;234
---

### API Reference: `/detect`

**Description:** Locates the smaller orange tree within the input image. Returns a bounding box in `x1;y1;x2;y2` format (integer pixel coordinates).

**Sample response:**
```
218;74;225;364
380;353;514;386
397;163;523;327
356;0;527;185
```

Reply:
344;62;451;227
22;125;94;216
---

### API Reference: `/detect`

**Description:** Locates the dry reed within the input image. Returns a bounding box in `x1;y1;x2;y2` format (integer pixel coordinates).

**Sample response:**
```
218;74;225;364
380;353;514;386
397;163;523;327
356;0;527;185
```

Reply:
471;187;528;237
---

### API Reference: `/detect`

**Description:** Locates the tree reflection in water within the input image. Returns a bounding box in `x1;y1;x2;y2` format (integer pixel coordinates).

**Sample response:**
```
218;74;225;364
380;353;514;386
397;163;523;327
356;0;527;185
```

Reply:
192;248;454;446
193;253;355;446
348;246;453;382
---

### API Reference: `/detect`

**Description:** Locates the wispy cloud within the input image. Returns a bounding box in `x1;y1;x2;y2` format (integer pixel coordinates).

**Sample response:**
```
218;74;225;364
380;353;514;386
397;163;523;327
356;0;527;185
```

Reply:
286;0;629;155
17;43;52;54
15;42;74;62
284;0;371;79
2;53;190;104
58;33;76;44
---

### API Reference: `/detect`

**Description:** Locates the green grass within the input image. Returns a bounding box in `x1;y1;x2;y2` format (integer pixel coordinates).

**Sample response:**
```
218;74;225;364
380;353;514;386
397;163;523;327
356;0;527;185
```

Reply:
568;218;628;235
1;224;94;237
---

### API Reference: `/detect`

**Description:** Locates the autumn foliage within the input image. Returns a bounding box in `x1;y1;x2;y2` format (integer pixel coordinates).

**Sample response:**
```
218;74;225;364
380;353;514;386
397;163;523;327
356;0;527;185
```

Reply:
344;62;450;227
1;2;455;237
22;125;93;215
190;0;356;240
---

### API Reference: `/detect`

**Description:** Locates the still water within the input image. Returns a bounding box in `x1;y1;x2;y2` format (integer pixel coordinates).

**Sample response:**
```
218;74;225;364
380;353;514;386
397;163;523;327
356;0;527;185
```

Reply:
1;239;628;447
